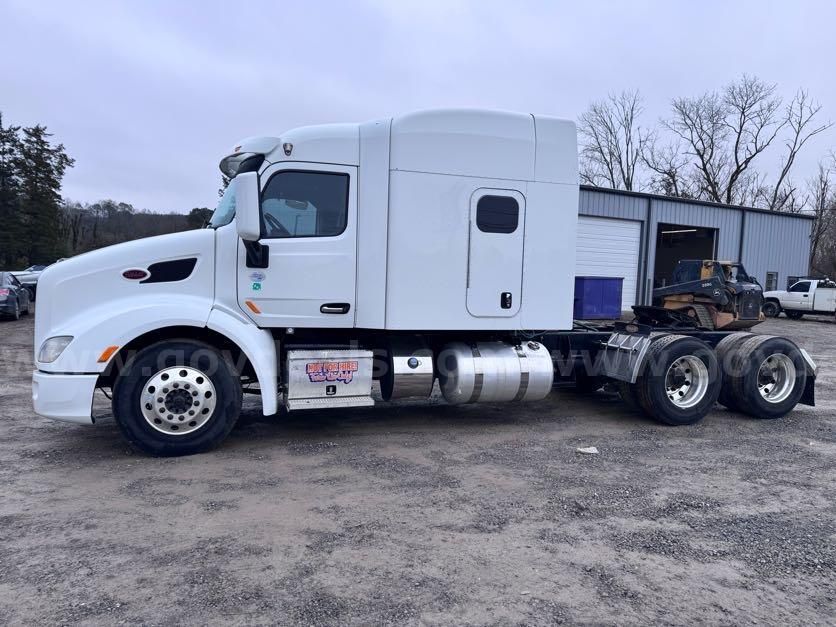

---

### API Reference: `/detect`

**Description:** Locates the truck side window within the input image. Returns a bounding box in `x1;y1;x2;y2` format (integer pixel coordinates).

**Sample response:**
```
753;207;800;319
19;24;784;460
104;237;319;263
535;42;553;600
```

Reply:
789;281;811;293
476;195;519;234
261;171;349;238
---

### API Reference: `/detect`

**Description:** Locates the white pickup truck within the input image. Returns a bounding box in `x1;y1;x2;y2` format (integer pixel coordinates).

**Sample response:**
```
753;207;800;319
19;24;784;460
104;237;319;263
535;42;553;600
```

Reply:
763;279;836;319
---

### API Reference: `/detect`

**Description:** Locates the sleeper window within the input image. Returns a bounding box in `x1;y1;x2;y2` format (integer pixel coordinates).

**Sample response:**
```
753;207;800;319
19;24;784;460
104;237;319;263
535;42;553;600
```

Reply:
261;171;349;238
476;195;519;234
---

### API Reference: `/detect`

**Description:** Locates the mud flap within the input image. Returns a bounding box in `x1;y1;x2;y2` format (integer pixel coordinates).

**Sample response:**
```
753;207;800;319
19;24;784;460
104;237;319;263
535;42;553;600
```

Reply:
600;332;654;384
800;376;816;407
799;348;817;407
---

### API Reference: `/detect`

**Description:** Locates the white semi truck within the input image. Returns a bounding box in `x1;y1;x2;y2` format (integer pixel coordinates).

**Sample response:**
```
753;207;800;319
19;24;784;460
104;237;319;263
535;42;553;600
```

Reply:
763;278;836;319
31;110;818;455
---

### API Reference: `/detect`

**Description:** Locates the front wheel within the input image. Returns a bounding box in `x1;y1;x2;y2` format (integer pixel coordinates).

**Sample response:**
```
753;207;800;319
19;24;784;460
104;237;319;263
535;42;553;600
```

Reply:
112;340;243;456
761;301;781;318
635;335;721;426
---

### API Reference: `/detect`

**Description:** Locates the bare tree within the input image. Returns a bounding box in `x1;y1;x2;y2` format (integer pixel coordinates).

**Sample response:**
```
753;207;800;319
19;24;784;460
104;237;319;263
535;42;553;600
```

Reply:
808;158;836;275
578;90;649;191
761;90;832;211
664;75;784;206
642;138;695;198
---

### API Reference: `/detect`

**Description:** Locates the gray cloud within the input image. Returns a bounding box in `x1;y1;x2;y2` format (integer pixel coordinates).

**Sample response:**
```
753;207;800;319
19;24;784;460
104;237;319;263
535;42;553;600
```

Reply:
1;0;832;212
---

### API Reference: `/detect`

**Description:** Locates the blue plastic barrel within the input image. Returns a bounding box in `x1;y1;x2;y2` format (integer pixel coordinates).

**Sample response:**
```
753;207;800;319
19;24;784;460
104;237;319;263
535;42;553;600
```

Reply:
573;276;624;319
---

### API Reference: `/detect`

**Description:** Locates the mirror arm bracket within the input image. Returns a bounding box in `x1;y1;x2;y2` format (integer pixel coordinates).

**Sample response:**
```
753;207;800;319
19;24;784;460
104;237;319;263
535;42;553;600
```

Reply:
244;240;269;268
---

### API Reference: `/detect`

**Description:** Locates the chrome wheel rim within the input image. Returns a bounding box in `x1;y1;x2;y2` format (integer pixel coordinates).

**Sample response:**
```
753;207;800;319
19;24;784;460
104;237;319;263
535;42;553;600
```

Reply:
140;366;217;435
665;355;709;409
757;353;796;404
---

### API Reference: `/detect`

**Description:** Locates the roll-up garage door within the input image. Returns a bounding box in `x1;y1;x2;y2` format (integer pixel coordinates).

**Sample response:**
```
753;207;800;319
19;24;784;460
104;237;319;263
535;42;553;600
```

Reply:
575;216;641;310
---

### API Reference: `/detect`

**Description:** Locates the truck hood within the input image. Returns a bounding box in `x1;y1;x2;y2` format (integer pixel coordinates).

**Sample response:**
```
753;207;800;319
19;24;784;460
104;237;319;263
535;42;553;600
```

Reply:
35;229;216;363
763;290;788;299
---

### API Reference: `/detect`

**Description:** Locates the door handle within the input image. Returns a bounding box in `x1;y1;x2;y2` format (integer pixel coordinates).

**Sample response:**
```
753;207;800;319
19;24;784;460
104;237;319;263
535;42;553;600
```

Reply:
321;303;350;314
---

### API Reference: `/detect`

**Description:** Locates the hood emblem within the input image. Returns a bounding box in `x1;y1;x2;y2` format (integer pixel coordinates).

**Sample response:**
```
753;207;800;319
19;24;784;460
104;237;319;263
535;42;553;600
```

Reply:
283;142;293;156
122;268;149;280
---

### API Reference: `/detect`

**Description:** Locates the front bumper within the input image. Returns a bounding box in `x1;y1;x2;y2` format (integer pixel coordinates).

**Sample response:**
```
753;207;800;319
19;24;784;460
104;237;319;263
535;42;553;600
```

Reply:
32;371;98;424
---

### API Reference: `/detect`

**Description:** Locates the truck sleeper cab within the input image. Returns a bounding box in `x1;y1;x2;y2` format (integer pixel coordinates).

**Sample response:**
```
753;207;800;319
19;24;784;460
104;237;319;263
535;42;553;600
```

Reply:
31;109;818;456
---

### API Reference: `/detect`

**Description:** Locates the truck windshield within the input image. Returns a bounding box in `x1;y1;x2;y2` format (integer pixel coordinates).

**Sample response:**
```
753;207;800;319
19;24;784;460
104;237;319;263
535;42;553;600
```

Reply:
208;178;237;228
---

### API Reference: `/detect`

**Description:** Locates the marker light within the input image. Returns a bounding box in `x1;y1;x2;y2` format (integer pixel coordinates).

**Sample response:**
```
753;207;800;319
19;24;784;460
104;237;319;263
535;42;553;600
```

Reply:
38;336;73;363
98;345;120;363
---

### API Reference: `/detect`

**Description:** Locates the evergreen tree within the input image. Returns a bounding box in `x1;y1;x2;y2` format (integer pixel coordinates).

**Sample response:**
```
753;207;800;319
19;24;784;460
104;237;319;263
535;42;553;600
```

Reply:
16;125;74;264
0;114;23;267
187;207;212;228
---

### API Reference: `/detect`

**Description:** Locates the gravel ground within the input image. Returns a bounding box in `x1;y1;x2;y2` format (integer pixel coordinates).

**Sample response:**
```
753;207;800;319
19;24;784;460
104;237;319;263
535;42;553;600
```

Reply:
0;309;834;625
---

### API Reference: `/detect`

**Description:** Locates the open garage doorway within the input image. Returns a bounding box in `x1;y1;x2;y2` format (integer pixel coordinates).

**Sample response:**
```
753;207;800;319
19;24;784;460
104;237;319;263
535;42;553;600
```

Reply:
654;223;717;288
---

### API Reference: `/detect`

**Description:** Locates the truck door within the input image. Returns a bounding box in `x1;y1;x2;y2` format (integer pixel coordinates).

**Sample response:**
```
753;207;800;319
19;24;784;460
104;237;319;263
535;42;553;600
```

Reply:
466;189;525;317
785;280;813;311
237;163;357;328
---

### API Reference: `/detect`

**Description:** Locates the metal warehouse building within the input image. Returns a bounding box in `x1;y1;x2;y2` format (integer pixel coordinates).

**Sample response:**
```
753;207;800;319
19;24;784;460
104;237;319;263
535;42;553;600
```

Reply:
576;186;814;310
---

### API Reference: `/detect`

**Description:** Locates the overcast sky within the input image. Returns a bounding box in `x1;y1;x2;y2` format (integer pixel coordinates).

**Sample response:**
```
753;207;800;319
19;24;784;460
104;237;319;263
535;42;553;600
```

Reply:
1;0;833;212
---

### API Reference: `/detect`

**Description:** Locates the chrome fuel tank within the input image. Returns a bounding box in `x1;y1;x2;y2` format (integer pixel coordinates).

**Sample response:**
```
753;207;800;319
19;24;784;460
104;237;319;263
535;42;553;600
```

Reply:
437;341;553;405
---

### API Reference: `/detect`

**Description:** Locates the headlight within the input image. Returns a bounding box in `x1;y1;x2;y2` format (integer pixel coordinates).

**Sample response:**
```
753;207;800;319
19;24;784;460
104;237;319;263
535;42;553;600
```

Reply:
38;336;73;363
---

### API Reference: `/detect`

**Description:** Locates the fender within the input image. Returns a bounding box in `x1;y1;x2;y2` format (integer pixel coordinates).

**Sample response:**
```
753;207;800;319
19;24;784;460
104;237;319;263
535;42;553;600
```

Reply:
36;296;214;374
37;299;279;417
207;306;279;416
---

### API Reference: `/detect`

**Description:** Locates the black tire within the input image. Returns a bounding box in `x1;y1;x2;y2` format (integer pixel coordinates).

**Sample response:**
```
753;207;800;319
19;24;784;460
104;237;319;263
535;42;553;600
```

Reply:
635;335;721;426
785;310;804;320
762;301;781;318
715;332;755;411
617;381;643;413
725;335;807;420
11;299;20;321
112;340;242;456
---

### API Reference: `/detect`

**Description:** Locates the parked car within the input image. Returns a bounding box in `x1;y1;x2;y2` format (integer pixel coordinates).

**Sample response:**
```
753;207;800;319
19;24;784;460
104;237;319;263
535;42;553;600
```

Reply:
11;264;48;299
763;278;836;319
0;272;32;320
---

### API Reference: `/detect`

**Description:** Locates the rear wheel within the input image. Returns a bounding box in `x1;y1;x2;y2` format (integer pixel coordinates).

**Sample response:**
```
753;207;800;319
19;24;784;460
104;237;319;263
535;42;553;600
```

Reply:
761;301;781;318
785;310;804;320
617;380;643;412
635;335;721;426
715;332;755;411
11;300;20;321
724;335;807;419
112;340;242;456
